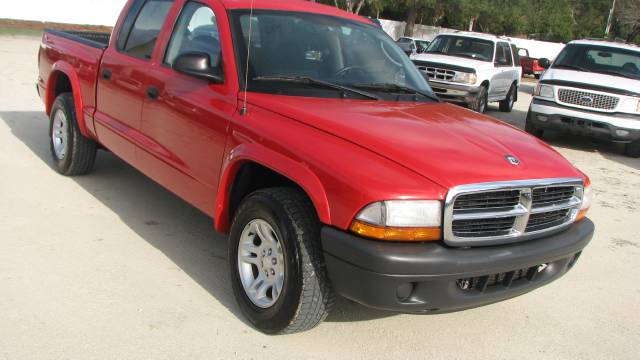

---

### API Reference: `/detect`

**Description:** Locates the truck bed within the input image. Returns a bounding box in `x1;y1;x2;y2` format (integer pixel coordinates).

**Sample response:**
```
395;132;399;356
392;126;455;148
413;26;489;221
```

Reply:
44;29;111;49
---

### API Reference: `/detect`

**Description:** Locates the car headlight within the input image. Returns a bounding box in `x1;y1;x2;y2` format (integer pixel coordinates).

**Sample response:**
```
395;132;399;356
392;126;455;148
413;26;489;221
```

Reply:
576;179;593;222
350;200;442;241
534;84;554;99
620;98;640;114
452;72;477;85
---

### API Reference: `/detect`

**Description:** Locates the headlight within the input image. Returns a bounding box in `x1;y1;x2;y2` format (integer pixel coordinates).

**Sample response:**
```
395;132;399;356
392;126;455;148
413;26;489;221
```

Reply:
452;72;477;85
350;200;442;241
534;84;554;99
620;98;640;114
576;180;593;222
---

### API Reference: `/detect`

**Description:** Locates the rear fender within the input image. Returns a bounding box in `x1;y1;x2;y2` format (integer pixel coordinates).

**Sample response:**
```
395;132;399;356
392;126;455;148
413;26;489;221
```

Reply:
47;62;90;137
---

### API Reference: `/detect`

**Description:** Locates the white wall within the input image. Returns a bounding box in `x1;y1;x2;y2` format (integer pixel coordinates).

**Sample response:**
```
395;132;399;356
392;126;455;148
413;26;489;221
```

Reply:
3;0;128;26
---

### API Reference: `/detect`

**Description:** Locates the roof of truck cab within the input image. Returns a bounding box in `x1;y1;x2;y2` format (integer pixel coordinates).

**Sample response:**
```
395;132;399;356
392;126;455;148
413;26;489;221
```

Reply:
569;39;640;52
220;0;372;24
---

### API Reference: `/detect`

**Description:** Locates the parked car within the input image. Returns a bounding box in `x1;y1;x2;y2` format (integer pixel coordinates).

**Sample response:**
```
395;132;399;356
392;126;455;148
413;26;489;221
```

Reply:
37;0;594;334
519;47;546;79
412;32;522;113
526;39;640;157
397;37;430;56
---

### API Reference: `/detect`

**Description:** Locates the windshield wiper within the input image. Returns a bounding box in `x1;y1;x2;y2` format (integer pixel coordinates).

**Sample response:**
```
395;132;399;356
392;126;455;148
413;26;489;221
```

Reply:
252;75;381;100
591;69;638;80
552;64;592;72
350;83;440;102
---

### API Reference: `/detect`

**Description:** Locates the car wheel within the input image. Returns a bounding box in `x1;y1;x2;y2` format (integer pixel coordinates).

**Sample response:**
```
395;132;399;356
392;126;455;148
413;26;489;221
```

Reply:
499;84;516;112
625;140;640;158
534;74;541;79
229;188;335;334
470;86;488;114
49;93;97;176
525;112;544;138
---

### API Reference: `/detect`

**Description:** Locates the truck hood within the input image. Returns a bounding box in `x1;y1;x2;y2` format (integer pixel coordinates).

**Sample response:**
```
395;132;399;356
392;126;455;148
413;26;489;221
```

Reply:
542;68;640;95
250;95;582;189
411;53;494;71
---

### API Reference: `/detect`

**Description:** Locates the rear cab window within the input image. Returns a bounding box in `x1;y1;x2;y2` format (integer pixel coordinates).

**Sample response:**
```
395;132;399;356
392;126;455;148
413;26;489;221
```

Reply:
118;0;174;59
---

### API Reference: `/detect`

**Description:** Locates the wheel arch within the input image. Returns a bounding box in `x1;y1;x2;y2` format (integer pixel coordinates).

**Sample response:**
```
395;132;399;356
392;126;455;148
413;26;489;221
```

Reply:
214;144;331;234
46;62;90;137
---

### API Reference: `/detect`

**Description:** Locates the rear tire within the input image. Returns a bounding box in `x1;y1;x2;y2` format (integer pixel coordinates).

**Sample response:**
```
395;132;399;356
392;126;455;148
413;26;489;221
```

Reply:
625;140;640;158
470;85;488;114
534;74;541;79
229;188;335;334
49;93;97;176
499;84;516;112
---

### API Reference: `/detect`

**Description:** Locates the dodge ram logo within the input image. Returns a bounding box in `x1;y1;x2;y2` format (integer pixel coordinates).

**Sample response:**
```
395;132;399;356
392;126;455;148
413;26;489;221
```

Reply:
505;155;520;166
580;96;594;105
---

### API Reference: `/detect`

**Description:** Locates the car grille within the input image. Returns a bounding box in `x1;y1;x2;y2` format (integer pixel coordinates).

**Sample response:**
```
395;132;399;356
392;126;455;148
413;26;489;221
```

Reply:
557;88;619;111
414;65;456;82
444;179;584;246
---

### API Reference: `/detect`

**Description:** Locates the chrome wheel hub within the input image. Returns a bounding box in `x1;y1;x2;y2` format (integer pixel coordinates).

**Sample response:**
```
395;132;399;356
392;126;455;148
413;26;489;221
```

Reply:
237;219;285;308
52;110;68;160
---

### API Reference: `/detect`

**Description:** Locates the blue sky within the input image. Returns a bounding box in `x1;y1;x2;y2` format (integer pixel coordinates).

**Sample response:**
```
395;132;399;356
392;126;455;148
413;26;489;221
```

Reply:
4;0;128;26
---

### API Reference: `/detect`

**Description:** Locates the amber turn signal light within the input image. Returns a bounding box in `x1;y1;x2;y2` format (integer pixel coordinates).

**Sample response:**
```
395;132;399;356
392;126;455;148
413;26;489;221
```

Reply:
350;220;441;242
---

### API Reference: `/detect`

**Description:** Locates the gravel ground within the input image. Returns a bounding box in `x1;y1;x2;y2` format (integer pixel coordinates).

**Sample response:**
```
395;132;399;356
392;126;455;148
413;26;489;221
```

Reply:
1;35;639;360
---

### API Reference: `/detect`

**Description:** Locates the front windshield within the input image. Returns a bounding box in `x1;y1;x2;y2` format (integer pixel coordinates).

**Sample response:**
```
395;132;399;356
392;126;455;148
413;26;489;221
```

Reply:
553;44;640;80
231;10;434;100
426;35;494;62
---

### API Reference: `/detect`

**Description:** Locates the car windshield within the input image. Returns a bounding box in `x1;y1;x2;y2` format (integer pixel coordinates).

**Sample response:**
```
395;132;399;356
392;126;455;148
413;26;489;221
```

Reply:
230;10;434;101
552;44;640;80
426;35;494;62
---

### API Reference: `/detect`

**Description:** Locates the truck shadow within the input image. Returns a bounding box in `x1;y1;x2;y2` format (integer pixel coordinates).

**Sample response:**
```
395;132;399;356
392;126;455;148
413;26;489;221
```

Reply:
0;111;394;325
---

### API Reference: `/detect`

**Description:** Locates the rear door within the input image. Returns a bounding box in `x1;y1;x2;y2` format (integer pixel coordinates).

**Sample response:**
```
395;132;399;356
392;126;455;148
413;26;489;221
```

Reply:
137;0;236;214
95;0;173;165
493;42;515;98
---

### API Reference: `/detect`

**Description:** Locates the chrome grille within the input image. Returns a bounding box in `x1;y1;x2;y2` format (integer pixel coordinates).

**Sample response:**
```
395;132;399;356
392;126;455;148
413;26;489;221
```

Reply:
444;178;584;246
416;66;456;81
557;88;619;111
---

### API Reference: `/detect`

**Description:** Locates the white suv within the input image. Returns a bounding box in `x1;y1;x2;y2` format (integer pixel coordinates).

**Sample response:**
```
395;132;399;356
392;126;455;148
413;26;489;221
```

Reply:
411;32;522;113
526;39;640;157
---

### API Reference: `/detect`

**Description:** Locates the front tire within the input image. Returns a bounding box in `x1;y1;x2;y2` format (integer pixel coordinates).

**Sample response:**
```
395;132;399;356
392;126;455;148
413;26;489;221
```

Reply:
525;112;544;138
470;85;488;114
625;140;640;158
229;188;335;334
499;84;516;112
49;93;97;175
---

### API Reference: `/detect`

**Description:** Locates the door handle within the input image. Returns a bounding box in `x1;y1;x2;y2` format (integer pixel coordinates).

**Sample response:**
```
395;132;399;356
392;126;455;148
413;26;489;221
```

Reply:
147;86;159;100
102;69;112;80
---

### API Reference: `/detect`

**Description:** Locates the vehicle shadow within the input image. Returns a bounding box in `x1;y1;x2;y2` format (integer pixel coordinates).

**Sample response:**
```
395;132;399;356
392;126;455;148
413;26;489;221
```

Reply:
0;111;395;325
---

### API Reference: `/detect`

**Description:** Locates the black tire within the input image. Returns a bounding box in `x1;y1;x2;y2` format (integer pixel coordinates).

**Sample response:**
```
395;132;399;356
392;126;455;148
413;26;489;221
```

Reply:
499;84;516;112
229;188;335;334
625;140;640;158
525;112;544;138
49;93;97;175
534;74;541;79
470;85;488;114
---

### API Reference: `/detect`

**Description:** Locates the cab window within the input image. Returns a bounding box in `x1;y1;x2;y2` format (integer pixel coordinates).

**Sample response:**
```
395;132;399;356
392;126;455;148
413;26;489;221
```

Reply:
121;0;174;59
165;2;222;68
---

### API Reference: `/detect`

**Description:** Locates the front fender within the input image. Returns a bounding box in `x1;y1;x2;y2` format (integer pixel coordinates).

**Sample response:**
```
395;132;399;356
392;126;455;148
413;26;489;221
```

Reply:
214;143;331;234
47;62;90;137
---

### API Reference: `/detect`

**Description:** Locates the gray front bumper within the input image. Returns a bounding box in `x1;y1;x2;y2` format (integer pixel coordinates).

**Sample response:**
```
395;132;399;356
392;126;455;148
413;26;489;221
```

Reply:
429;81;480;104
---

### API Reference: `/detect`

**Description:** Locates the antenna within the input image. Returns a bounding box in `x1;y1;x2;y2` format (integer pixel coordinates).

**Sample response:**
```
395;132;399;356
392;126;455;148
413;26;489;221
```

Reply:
240;0;255;116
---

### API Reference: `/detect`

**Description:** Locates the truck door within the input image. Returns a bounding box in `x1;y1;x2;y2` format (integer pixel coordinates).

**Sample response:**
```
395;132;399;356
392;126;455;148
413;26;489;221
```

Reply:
494;42;517;96
94;0;174;166
137;0;235;214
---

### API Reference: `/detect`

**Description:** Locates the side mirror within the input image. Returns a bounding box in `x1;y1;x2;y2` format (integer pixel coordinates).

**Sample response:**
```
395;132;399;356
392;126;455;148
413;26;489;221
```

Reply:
538;58;551;69
173;52;224;83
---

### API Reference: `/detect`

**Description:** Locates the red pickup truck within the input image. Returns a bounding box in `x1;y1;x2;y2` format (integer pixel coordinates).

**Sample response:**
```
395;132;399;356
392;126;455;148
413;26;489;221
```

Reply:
519;48;546;79
37;0;594;334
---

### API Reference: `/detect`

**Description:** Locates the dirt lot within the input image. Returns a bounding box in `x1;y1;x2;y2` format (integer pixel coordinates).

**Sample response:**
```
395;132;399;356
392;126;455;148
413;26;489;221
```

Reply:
1;35;638;360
